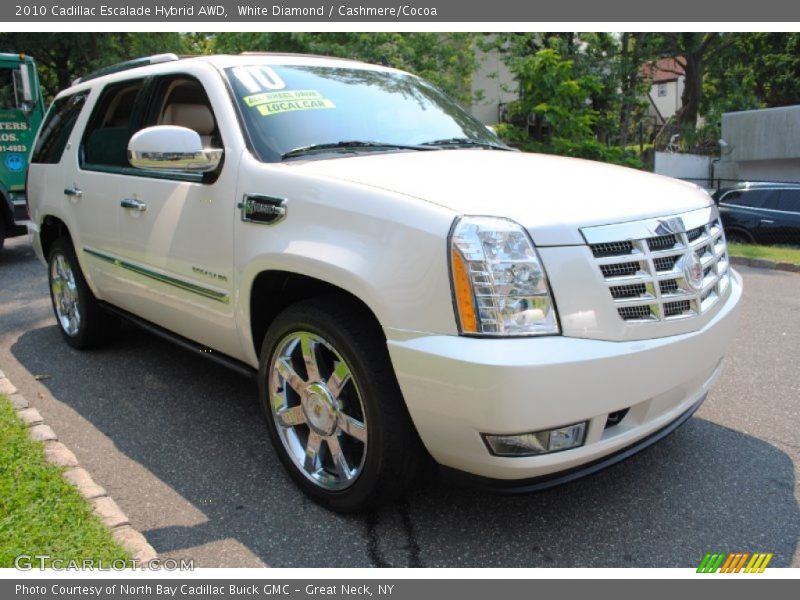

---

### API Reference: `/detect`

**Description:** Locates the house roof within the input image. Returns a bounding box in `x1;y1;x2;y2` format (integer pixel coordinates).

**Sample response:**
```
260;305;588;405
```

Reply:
641;57;685;83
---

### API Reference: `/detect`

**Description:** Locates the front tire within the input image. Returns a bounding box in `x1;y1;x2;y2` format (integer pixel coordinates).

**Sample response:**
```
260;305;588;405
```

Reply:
48;237;115;349
258;297;423;512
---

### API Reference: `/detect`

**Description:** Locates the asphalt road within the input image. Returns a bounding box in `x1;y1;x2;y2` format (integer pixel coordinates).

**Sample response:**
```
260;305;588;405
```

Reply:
1;235;798;568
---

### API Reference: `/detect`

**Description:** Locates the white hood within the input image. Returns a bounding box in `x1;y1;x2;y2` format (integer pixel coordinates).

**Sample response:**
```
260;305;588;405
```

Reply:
291;149;713;246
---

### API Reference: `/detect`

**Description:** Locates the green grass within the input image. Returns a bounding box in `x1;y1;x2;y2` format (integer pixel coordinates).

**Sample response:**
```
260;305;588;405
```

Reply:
727;243;800;266
0;394;130;567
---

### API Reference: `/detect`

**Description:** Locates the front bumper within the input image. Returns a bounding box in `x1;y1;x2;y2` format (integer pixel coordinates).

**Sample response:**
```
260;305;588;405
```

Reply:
387;270;742;481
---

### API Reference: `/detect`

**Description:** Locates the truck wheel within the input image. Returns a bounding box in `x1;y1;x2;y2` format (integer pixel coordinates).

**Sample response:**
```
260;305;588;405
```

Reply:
258;297;423;512
48;237;115;349
724;229;754;245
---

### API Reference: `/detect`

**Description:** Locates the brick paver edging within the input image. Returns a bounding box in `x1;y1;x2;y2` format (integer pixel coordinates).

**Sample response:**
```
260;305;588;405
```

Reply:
729;255;800;273
0;368;157;564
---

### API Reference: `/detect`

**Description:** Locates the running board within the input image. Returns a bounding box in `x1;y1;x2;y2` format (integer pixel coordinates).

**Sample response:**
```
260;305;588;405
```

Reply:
99;302;258;382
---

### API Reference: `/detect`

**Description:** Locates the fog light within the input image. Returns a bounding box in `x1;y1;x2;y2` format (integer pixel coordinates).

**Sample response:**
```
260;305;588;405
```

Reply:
483;422;587;457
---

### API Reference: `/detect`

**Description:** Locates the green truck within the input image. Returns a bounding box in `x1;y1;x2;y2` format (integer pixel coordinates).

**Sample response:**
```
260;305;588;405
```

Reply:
0;53;44;251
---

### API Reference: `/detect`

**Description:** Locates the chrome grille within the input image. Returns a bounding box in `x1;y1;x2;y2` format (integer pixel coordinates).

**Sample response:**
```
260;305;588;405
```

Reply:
591;240;634;258
600;262;641;278
653;255;679;272
585;211;731;323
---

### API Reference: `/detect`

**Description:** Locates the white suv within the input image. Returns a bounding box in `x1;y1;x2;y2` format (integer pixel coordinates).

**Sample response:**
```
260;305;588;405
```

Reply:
27;53;742;512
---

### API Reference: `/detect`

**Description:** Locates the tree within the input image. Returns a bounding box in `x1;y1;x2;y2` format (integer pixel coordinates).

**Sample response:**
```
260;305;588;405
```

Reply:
0;33;187;100
705;33;800;112
649;33;736;132
510;48;600;141
211;32;477;103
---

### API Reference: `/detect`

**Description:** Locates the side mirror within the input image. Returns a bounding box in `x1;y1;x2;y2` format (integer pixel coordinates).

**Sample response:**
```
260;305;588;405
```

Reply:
127;126;222;172
19;65;33;103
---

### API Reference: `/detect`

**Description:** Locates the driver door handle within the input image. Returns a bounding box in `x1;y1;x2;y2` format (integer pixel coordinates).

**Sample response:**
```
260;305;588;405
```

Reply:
759;219;775;225
120;198;147;212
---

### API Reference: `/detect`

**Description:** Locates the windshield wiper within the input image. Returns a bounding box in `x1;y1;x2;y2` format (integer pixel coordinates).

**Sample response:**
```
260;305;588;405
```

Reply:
281;140;436;160
420;137;511;150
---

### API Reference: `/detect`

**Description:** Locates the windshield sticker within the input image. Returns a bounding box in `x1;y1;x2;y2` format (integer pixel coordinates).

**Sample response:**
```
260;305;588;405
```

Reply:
232;66;286;93
256;97;336;117
244;89;323;107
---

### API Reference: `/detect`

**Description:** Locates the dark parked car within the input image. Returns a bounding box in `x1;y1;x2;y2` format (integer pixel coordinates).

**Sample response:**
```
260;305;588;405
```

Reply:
713;182;800;245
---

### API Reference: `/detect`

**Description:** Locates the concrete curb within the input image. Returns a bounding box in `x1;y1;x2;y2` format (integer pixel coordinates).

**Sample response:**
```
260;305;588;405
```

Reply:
0;368;158;565
729;255;800;273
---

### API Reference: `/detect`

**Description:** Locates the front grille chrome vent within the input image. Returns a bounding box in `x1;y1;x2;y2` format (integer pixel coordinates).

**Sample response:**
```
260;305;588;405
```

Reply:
653;255;680;272
584;212;731;324
610;283;648;299
591;240;634;258
646;233;678;251
664;299;692;317
600;262;641;278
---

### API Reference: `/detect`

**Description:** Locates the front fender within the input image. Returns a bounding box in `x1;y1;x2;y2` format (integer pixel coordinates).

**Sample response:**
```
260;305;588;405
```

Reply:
233;161;460;366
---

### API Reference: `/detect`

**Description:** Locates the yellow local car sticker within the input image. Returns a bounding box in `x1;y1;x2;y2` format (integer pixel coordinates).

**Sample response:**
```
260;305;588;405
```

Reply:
243;89;336;116
257;98;336;117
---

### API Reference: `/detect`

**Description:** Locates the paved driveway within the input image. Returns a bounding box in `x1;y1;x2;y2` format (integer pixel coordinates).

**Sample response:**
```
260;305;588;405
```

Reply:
1;236;798;567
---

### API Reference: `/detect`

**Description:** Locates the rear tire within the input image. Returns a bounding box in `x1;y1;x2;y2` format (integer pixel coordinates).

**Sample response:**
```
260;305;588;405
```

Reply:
258;296;424;513
724;229;754;245
47;237;116;349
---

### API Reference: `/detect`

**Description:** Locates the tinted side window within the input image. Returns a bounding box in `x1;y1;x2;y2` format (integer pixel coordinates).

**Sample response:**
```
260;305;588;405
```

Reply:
81;79;146;168
774;190;800;213
31;92;88;164
722;190;769;209
143;75;221;149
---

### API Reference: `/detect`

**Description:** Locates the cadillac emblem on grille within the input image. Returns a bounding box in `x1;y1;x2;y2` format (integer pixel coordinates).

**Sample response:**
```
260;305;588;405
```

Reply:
582;207;731;323
683;251;705;291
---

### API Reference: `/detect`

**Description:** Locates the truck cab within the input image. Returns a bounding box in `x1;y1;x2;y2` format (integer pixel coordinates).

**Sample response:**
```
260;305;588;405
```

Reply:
0;53;44;250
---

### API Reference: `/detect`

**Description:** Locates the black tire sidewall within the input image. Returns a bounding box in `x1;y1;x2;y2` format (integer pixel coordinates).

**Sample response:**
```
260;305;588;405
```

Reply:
725;229;753;244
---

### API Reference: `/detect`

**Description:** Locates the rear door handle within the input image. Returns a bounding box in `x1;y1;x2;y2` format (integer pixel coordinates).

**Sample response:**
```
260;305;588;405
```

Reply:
759;219;775;225
64;186;82;198
120;198;147;211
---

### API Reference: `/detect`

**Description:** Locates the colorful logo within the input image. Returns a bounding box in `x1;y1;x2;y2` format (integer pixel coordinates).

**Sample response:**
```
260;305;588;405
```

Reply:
4;153;25;172
697;552;773;573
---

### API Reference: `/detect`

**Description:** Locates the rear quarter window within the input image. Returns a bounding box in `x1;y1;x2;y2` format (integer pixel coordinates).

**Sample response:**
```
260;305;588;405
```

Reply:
31;92;88;164
720;190;771;209
774;190;800;213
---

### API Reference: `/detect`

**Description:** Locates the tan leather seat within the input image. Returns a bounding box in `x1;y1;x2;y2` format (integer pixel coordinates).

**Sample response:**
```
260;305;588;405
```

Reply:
161;103;215;147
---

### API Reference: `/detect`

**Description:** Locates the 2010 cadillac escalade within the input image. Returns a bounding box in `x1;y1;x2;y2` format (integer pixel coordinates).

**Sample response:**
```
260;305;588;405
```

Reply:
26;53;742;512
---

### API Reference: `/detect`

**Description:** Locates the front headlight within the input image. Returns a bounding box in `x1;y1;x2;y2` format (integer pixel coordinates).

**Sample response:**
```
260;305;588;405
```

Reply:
449;216;560;336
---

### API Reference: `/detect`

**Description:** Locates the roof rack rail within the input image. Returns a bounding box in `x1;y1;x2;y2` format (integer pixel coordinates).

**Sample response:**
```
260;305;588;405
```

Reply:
74;53;179;85
238;51;362;62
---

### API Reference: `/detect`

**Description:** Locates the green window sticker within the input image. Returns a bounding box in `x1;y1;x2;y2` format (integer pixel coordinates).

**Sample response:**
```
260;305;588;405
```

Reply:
256;98;336;117
244;89;323;107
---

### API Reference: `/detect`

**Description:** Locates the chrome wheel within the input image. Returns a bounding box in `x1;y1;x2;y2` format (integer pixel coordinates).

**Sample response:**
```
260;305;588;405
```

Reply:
50;252;81;337
268;331;368;491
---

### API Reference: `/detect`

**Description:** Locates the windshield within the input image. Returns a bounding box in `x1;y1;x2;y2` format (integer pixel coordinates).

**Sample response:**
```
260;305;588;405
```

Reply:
225;64;505;162
0;67;23;111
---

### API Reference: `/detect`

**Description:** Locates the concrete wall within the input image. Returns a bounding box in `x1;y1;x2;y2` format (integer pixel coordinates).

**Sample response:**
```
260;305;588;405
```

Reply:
470;48;518;125
655;152;714;187
721;105;800;162
735;159;800;183
717;105;800;183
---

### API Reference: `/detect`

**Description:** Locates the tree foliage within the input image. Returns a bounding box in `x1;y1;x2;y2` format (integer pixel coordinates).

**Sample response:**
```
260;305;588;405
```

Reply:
0;32;798;166
211;32;477;103
0;33;187;100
